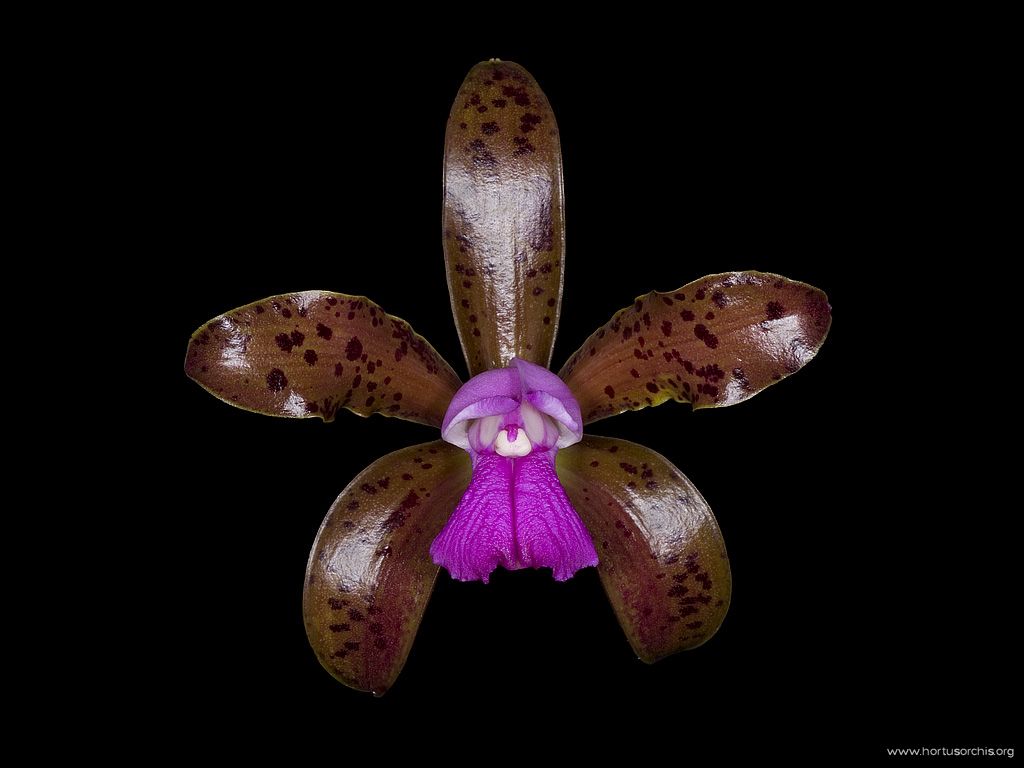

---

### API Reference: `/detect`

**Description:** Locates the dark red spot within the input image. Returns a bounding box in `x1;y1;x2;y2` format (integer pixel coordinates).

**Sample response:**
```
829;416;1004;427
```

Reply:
630;368;640;378
512;135;535;155
711;290;727;308
520;112;542;133
281;308;292;318
705;312;715;320
661;320;673;336
491;98;507;108
345;337;363;361
547;297;556;307
334;363;344;377
327;598;347;610
532;286;544;296
274;333;293;352
266;369;287;392
365;396;375;407
382;490;421;532
501;84;531;106
766;301;785;320
646;382;659;393
477;105;488;113
481;121;499;134
620;462;638;474
327;297;338;306
543;316;550;325
590;460;599;467
604;385;615;398
695;289;706;300
468;138;496;168
680;309;695;321
316;323;333;340
328;623;350;632
289;330;304;347
254;305;265;314
304;349;318;366
421;463;433;470
348;609;364;621
693;324;719;349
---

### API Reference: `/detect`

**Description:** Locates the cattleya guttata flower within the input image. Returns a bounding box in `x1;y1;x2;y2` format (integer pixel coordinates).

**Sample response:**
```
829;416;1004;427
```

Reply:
185;60;831;696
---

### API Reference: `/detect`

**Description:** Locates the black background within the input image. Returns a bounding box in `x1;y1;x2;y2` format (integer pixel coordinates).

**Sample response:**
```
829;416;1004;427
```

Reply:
156;33;1013;758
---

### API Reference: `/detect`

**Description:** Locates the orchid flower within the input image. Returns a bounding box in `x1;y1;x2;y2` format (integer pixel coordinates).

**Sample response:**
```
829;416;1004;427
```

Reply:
185;60;831;696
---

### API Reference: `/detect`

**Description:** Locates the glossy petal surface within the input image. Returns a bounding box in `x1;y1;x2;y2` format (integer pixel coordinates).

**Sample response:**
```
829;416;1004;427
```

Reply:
185;291;462;426
560;272;831;424
557;437;731;662
443;60;564;376
430;452;598;583
303;442;471;695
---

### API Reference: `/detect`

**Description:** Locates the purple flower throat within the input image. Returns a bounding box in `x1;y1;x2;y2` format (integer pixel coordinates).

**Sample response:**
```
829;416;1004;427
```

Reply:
430;357;599;583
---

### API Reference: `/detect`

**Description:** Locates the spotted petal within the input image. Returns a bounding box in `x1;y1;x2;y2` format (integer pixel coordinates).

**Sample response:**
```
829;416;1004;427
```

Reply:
559;272;831;424
185;291;462;426
557;436;731;662
303;441;471;695
443;60;564;376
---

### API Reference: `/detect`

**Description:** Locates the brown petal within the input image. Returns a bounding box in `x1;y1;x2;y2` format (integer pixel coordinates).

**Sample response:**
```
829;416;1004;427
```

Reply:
443;60;564;376
184;291;462;427
559;272;831;424
557;436;731;662
303;441;471;695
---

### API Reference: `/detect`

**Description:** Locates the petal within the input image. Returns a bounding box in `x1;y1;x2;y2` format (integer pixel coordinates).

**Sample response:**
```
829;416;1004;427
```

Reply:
303;441;471;695
430;452;598;583
512;357;582;444
556;436;731;662
513;451;599;581
559;272;831;424
440;367;522;448
429;452;514;583
443;60;565;376
185;291;462;427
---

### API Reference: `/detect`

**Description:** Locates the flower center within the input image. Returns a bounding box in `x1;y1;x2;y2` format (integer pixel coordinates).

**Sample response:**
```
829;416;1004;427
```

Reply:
466;401;560;458
495;425;531;457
